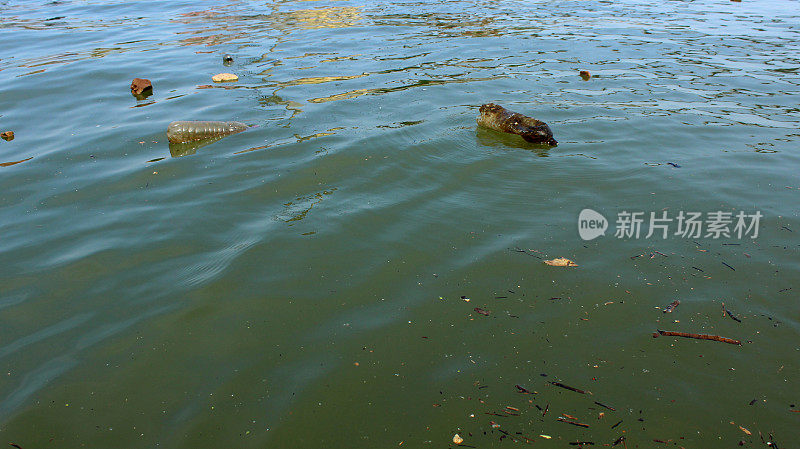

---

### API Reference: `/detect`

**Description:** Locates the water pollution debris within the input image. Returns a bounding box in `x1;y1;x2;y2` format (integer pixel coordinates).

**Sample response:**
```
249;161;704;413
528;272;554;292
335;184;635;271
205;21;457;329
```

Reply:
558;415;590;428
166;121;248;157
0;156;33;167
543;257;578;267
666;162;681;168
452;433;464;444
550;381;591;395
594;401;616;411
212;72;238;82
515;384;535;394
167;121;248;144
653;329;742;345
1;131;14;141
474;307;490;316
579;70;591;81
477;103;557;146
223;54;234;66
662;300;680;313
722;303;743;323
130;78;153;99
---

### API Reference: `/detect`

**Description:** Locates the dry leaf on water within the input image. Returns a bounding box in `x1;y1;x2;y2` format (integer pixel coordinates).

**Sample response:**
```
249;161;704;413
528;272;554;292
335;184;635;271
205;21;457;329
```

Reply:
212;73;239;82
452;434;464;444
543;257;578;267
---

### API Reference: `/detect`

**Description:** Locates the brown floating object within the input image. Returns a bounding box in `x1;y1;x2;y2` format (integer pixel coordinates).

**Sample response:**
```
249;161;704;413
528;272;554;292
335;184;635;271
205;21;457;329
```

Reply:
663;300;680;313
551;381;591;395
558;417;590;428
474;307;490;316
544;257;578;267
515;384;535;394
594;401;616;411
130;78;152;95
656;329;741;345
1;131;13;141
477;103;557;146
580;70;591;80
0;156;33;167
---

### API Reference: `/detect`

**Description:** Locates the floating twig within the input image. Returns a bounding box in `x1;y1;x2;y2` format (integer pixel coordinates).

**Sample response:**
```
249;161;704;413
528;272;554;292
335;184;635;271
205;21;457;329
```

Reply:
663;300;680;313
515;384;534;394
722;303;742;323
474;307;490;316
551;381;591;395
594;401;616;411
558;417;590;428
611;420;623;429
722;261;736;271
543;403;549;417
655;329;741;345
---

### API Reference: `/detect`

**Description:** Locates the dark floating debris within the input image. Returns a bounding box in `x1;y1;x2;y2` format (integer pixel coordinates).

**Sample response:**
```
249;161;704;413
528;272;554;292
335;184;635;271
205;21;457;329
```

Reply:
223;54;234;66
722;303;742;323
611;420;623;429
594;401;616;411
515;384;534;394
477;103;557;146
579;70;591;81
558;416;590;428
666;162;681;168
722;261;736;271
655;329;742;345
474;307;490;316
663;300;680;313
551;381;591;395
1;131;14;141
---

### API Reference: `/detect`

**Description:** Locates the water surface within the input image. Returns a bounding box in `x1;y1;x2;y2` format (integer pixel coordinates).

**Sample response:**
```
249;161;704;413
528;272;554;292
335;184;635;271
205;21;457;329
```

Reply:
1;0;799;447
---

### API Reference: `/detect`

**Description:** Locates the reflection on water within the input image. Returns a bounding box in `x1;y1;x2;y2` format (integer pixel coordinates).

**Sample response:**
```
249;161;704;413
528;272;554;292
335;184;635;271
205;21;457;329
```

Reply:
168;137;225;157
476;127;552;156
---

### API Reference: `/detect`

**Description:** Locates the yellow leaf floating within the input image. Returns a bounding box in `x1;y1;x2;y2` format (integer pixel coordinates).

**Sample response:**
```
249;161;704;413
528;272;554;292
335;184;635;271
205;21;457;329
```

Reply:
212;73;239;82
452;434;464;445
543;257;578;267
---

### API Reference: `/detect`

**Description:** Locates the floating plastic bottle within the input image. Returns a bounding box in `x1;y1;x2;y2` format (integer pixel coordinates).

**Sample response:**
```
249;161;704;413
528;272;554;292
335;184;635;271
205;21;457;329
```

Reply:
166;121;247;144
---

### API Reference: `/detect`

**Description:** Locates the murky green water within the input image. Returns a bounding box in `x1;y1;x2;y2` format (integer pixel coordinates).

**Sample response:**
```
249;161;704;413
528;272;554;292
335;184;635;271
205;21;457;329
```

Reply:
1;0;799;447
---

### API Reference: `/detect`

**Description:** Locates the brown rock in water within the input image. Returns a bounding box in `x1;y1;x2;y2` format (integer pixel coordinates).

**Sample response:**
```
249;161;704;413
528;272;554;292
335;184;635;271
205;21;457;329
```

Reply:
580;70;591;80
1;131;14;141
130;78;152;95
